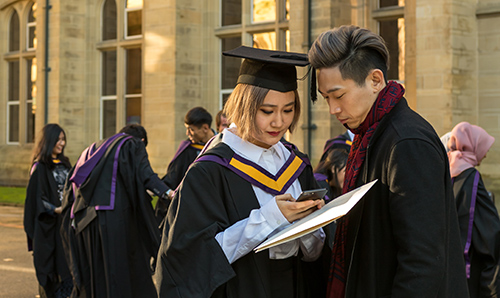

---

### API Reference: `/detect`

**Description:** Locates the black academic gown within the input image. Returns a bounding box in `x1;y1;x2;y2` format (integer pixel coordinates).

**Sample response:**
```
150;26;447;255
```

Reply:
60;133;167;298
155;140;202;222
155;141;325;298
24;162;72;294
453;167;500;298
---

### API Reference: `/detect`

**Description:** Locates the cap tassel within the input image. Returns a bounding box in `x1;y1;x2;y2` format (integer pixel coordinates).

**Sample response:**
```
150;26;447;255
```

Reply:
310;67;317;103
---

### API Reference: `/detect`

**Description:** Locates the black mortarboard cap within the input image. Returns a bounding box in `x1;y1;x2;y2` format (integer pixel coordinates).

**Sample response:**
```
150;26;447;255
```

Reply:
222;46;310;93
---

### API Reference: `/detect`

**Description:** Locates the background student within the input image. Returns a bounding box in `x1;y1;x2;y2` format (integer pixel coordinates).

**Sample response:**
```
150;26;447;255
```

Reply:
24;123;73;298
447;121;500;298
60;124;168;298
155;107;215;222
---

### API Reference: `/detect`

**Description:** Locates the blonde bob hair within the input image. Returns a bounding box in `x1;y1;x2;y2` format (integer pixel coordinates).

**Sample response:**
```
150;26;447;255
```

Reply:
223;84;301;142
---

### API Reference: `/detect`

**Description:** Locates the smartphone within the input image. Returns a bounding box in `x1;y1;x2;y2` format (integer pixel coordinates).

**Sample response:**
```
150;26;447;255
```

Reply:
296;188;328;202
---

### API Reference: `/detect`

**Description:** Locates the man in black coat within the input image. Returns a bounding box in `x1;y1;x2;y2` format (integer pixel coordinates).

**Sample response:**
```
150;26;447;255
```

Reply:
308;25;469;298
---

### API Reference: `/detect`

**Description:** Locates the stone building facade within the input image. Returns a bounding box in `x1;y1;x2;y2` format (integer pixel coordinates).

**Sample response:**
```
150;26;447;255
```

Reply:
0;0;499;198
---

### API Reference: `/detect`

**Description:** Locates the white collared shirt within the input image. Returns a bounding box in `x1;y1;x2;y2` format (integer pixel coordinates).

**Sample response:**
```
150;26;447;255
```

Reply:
215;129;325;263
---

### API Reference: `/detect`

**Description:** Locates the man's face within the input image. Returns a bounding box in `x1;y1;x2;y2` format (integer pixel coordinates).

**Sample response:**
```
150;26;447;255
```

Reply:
317;66;378;130
185;123;208;143
218;116;229;133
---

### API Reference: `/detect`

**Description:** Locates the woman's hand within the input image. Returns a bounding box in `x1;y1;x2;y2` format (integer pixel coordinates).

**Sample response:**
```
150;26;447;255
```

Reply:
275;194;324;223
54;206;63;214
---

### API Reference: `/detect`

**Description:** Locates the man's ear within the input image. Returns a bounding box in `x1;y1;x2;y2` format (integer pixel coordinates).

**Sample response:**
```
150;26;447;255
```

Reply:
368;69;386;93
202;123;210;131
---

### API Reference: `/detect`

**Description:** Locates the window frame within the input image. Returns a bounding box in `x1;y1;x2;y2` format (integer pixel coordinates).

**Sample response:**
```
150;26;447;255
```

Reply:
216;0;290;108
97;0;143;139
6;101;20;144
26;5;36;51
5;4;37;145
372;1;405;84
124;2;142;39
100;96;117;140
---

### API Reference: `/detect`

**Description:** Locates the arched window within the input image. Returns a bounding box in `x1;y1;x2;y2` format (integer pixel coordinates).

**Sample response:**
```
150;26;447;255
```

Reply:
6;4;37;144
9;11;20;52
7;11;20;143
102;0;117;41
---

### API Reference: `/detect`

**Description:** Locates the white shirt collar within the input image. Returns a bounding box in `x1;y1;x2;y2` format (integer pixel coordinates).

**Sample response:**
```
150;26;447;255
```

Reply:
222;129;287;163
347;129;355;140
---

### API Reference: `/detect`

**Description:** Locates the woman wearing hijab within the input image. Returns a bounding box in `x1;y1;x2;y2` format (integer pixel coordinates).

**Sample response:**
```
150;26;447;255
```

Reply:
24;124;73;298
448;121;500;298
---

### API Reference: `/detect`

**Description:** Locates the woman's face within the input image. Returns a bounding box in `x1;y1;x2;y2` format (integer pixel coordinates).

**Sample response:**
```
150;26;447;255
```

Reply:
52;131;66;158
249;90;296;148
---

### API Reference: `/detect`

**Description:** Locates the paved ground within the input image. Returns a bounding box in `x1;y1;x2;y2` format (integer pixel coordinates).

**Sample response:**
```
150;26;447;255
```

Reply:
0;205;39;298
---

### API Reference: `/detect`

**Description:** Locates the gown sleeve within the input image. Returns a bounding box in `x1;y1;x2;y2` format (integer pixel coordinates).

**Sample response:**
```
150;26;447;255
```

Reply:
155;162;235;298
470;174;500;296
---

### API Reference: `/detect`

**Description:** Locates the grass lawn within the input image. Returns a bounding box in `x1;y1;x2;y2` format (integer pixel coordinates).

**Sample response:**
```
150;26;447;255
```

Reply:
0;186;26;205
0;186;159;208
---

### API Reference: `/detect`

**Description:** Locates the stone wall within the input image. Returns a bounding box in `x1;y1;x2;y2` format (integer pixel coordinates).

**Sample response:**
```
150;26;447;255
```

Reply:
477;0;500;197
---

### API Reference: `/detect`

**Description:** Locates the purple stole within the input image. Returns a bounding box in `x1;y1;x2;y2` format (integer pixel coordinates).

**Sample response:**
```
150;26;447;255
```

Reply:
69;133;132;218
314;172;328;182
196;151;308;196
313;172;331;202
171;140;205;162
323;138;352;154
452;170;480;279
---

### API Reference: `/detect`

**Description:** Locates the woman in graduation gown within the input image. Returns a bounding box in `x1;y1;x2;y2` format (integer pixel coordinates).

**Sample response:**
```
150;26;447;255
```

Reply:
448;122;500;297
155;46;326;298
24;124;73;298
314;147;349;204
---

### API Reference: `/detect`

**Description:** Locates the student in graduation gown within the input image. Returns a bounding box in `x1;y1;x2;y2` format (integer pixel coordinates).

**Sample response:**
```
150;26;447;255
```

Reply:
24;123;73;298
309;25;468;297
155;46;326;298
447;122;500;297
215;110;229;133
59;124;168;298
318;130;353;163
314;147;349;240
311;147;349;291
155;106;215;222
314;144;350;204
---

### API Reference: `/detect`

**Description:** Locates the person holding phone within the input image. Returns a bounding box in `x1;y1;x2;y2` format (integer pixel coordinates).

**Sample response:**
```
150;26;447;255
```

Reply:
155;46;325;298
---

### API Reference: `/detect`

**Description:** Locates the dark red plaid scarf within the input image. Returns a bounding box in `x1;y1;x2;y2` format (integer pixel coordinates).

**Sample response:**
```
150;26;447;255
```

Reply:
327;81;405;297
